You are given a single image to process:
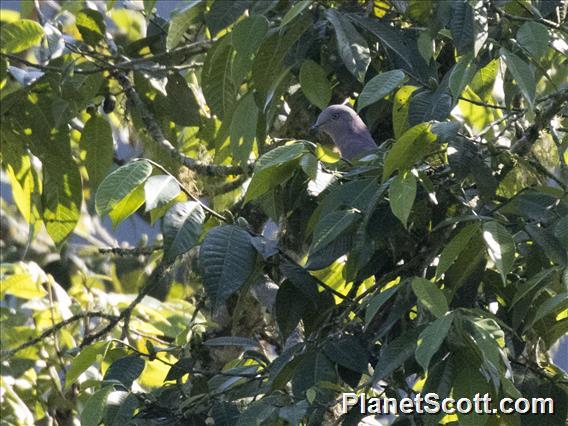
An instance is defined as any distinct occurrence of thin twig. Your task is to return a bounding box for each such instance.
[98,245,163,256]
[459,96,523,112]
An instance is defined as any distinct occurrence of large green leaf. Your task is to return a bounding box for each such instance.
[411,277,449,318]
[525,224,567,267]
[299,60,332,110]
[353,17,433,84]
[275,280,309,338]
[524,293,568,332]
[415,313,454,371]
[230,92,259,166]
[206,0,249,37]
[166,1,204,50]
[199,225,257,307]
[450,1,474,55]
[372,328,420,383]
[281,0,311,26]
[66,341,110,388]
[244,144,306,202]
[231,15,268,55]
[452,367,492,426]
[202,38,236,120]
[383,122,437,180]
[41,131,83,245]
[81,115,114,194]
[448,54,477,98]
[310,210,360,254]
[108,184,145,228]
[144,175,180,212]
[103,355,145,389]
[166,72,201,126]
[501,48,536,110]
[510,268,555,308]
[357,69,406,112]
[325,9,370,82]
[291,351,337,403]
[80,386,114,426]
[162,201,205,263]
[435,224,480,280]
[389,171,416,228]
[252,14,311,106]
[482,221,515,283]
[517,21,549,58]
[365,285,401,327]
[0,19,44,53]
[76,9,106,45]
[323,336,369,373]
[95,160,153,216]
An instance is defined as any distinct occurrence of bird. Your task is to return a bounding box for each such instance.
[311,104,377,160]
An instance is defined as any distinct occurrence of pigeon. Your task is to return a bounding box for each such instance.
[311,104,377,160]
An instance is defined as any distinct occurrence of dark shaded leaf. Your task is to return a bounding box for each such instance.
[103,355,145,389]
[357,69,406,112]
[76,9,106,45]
[162,201,205,262]
[199,225,257,306]
[323,336,369,373]
[415,313,453,371]
[206,0,250,37]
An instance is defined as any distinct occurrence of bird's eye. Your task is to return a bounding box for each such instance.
[331,112,340,120]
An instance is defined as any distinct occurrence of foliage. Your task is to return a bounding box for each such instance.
[1,0,568,425]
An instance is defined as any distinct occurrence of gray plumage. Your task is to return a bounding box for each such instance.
[311,104,376,160]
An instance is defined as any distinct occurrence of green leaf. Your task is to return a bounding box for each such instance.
[325,9,370,82]
[524,293,568,332]
[166,72,201,126]
[80,386,113,426]
[383,122,437,180]
[252,14,311,106]
[281,0,311,26]
[392,85,418,139]
[292,351,337,403]
[372,328,420,383]
[448,54,477,98]
[510,268,555,308]
[357,70,406,112]
[365,285,401,327]
[76,9,106,45]
[108,184,145,228]
[501,48,536,110]
[411,277,449,318]
[202,38,236,120]
[95,160,153,216]
[204,336,260,350]
[230,92,259,166]
[41,131,83,245]
[415,313,454,371]
[103,355,145,389]
[144,175,180,212]
[162,201,205,263]
[299,60,332,110]
[525,224,567,267]
[199,225,257,307]
[482,221,515,283]
[310,210,360,254]
[450,1,474,55]
[517,21,549,58]
[81,115,114,193]
[166,1,204,50]
[211,402,240,426]
[389,171,417,228]
[353,17,433,83]
[0,19,44,53]
[244,144,306,202]
[554,216,568,250]
[231,15,268,55]
[276,280,308,338]
[452,367,492,426]
[435,224,480,280]
[66,342,110,388]
[206,0,249,37]
[323,336,369,373]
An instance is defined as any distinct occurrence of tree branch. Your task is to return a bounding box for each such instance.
[0,312,119,360]
[98,246,163,256]
[114,72,252,176]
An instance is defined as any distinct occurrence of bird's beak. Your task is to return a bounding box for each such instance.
[309,123,320,134]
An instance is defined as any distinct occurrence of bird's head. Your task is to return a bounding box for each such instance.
[310,104,358,138]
